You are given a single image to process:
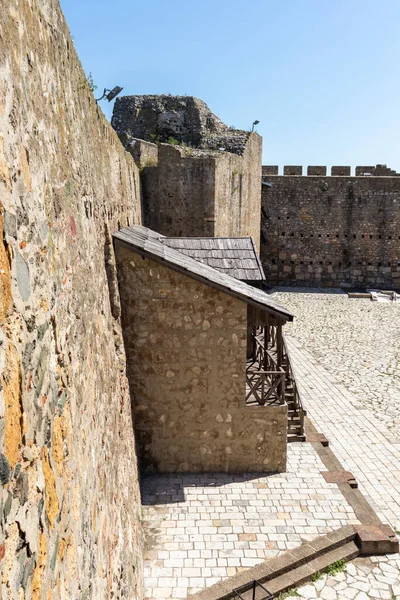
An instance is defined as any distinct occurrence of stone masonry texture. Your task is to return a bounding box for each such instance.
[261,172,400,288]
[0,0,143,597]
[112,96,262,251]
[112,95,249,154]
[140,136,262,250]
[115,247,287,473]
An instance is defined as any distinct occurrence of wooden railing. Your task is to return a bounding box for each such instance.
[282,334,305,436]
[246,329,286,406]
[246,367,286,406]
[253,335,279,371]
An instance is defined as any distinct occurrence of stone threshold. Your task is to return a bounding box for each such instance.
[190,524,398,600]
[189,416,399,600]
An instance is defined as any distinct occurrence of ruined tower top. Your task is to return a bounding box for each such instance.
[112,94,250,155]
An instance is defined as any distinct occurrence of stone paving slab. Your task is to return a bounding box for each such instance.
[273,291,400,436]
[291,553,400,600]
[283,336,400,599]
[286,338,400,529]
[142,443,360,600]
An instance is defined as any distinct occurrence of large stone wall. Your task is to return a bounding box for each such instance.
[115,246,287,473]
[113,96,262,251]
[261,171,400,288]
[141,144,218,238]
[0,0,143,597]
[139,134,262,249]
[214,134,262,249]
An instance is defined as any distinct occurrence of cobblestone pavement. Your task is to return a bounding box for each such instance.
[283,334,400,599]
[273,291,400,436]
[142,443,360,600]
[143,292,400,599]
[291,555,400,600]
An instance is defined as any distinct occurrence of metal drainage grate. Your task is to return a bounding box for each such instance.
[233,579,274,600]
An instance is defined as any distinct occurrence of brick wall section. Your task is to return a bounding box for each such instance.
[261,175,400,288]
[115,246,287,473]
[0,0,143,597]
[141,134,262,250]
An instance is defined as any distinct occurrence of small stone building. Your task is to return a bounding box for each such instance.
[114,227,297,474]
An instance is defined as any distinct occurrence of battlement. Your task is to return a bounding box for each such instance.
[262,164,400,177]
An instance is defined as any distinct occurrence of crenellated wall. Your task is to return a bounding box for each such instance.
[0,0,143,597]
[262,165,400,177]
[261,169,400,288]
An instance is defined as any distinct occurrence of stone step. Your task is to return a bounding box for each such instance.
[288,425,302,434]
[267,540,359,597]
[191,524,398,600]
[287,434,306,443]
[192,523,399,600]
[191,526,357,600]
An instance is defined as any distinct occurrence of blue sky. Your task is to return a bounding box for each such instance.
[61,0,400,171]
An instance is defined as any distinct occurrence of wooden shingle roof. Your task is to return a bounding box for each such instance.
[113,226,293,322]
[161,237,265,281]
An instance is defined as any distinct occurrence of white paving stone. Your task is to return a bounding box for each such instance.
[143,293,400,599]
[273,291,400,600]
[299,584,319,598]
[141,443,359,600]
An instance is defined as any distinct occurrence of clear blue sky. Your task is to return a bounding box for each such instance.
[61,0,400,171]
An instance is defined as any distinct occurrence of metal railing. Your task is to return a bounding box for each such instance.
[233,579,274,600]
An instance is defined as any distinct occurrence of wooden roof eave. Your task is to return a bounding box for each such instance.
[114,238,292,323]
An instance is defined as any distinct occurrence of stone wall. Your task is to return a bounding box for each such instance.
[261,172,400,288]
[139,134,262,249]
[0,0,143,597]
[141,144,218,238]
[262,165,400,177]
[115,246,287,473]
[113,96,262,251]
[214,133,262,250]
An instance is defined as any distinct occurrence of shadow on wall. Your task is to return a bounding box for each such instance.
[141,472,280,505]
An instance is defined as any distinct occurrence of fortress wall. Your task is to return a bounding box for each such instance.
[0,0,143,597]
[262,165,400,177]
[114,96,262,250]
[261,175,400,288]
[141,144,218,237]
[214,133,262,250]
[140,134,262,248]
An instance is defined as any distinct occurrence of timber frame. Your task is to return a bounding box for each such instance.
[246,306,306,439]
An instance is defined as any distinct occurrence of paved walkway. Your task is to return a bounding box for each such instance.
[285,337,400,599]
[142,323,400,600]
[287,338,400,529]
[273,291,400,436]
[142,443,360,599]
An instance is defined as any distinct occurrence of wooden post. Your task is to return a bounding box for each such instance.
[277,324,283,368]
